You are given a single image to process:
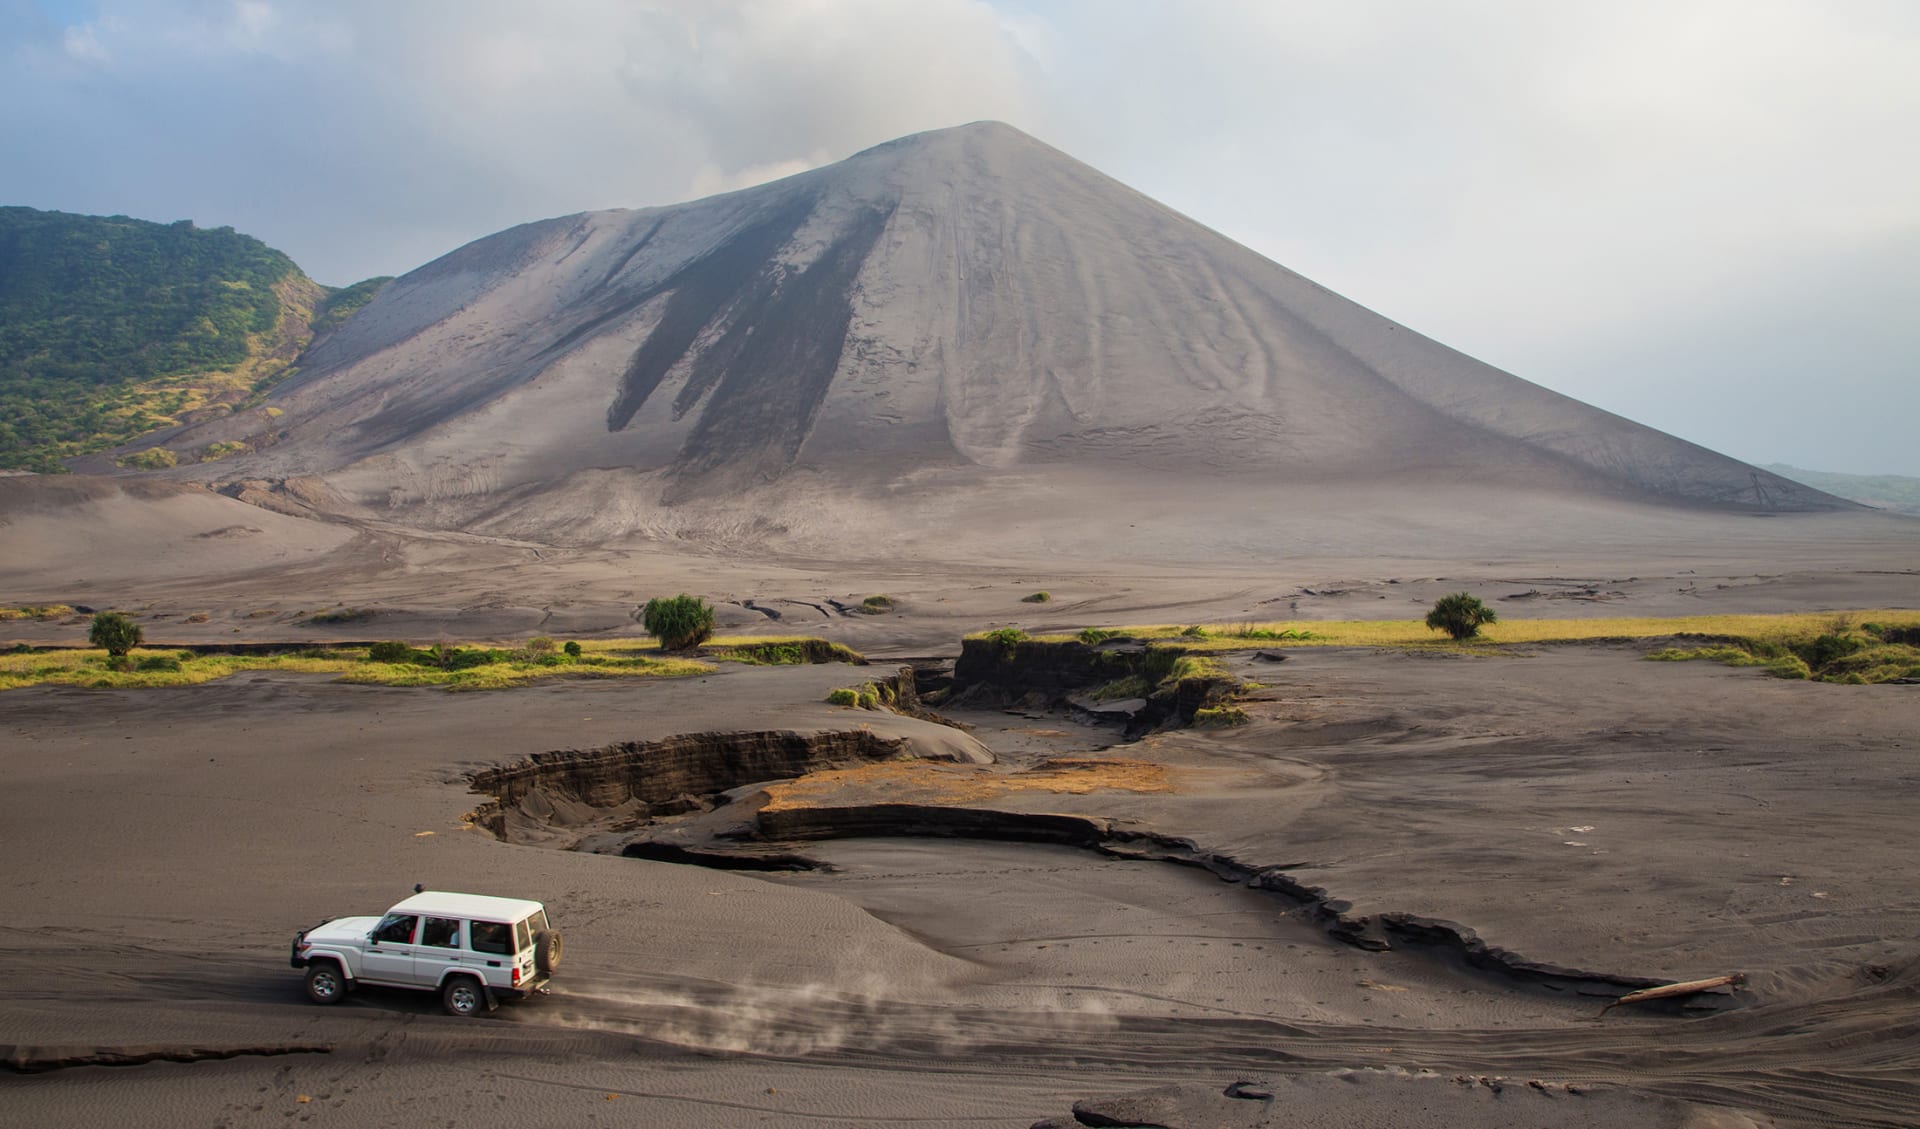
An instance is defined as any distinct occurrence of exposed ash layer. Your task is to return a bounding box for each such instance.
[468,729,925,840]
[948,635,1238,734]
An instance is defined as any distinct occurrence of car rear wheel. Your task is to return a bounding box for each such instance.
[442,976,486,1018]
[534,929,563,974]
[304,961,346,1005]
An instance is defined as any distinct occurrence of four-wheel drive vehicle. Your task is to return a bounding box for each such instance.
[291,891,561,1017]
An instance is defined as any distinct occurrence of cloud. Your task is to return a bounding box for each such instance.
[3,0,1039,279]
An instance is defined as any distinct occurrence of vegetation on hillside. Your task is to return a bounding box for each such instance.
[311,275,392,334]
[0,207,388,472]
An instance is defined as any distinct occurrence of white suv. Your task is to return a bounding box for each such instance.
[291,891,561,1017]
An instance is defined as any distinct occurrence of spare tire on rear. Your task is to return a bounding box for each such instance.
[534,929,563,973]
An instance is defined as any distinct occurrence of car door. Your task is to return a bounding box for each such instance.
[412,915,470,989]
[360,912,419,985]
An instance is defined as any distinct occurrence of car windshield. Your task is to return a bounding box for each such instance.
[372,914,417,944]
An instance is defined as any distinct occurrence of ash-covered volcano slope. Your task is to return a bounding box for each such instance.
[150,121,1842,548]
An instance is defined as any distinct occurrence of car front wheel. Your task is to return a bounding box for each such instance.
[305,961,346,1005]
[442,976,486,1018]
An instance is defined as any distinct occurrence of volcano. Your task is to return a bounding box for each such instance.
[137,121,1843,553]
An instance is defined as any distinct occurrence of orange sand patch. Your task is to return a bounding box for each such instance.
[762,757,1173,812]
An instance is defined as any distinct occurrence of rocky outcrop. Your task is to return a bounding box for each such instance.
[950,637,1240,734]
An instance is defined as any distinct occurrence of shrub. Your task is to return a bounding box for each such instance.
[1089,675,1147,701]
[1078,627,1120,645]
[1765,655,1812,680]
[1193,705,1249,728]
[525,636,557,657]
[307,607,373,625]
[563,640,583,657]
[642,594,715,651]
[429,646,507,671]
[135,655,181,672]
[1232,626,1317,641]
[826,686,861,707]
[89,611,142,656]
[981,627,1026,658]
[1425,593,1498,640]
[1793,633,1861,670]
[0,604,74,620]
[119,448,178,470]
[368,640,414,663]
[1022,591,1051,603]
[861,595,893,612]
[1180,625,1208,638]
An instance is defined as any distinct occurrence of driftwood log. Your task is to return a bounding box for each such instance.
[1600,973,1746,1015]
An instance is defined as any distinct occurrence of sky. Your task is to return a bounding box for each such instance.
[3,0,1916,475]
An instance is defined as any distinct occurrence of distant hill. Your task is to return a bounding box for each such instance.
[1764,464,1920,515]
[0,206,386,472]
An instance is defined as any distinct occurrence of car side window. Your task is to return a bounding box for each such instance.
[372,913,418,944]
[471,921,511,955]
[514,918,531,953]
[421,917,460,948]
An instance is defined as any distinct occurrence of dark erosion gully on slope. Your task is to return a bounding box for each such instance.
[468,731,1703,1008]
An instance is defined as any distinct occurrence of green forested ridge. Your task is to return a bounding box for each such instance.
[312,274,393,334]
[0,207,385,473]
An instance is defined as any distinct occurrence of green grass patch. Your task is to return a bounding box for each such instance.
[1021,591,1051,604]
[0,642,711,692]
[706,638,865,665]
[1087,674,1148,701]
[1040,610,1920,653]
[826,681,885,709]
[1647,645,1764,666]
[0,604,75,621]
[1638,620,1920,684]
[1193,705,1249,728]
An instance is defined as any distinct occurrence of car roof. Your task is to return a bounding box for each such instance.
[388,891,545,921]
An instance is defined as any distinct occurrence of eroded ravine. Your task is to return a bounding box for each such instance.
[469,728,1691,1005]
